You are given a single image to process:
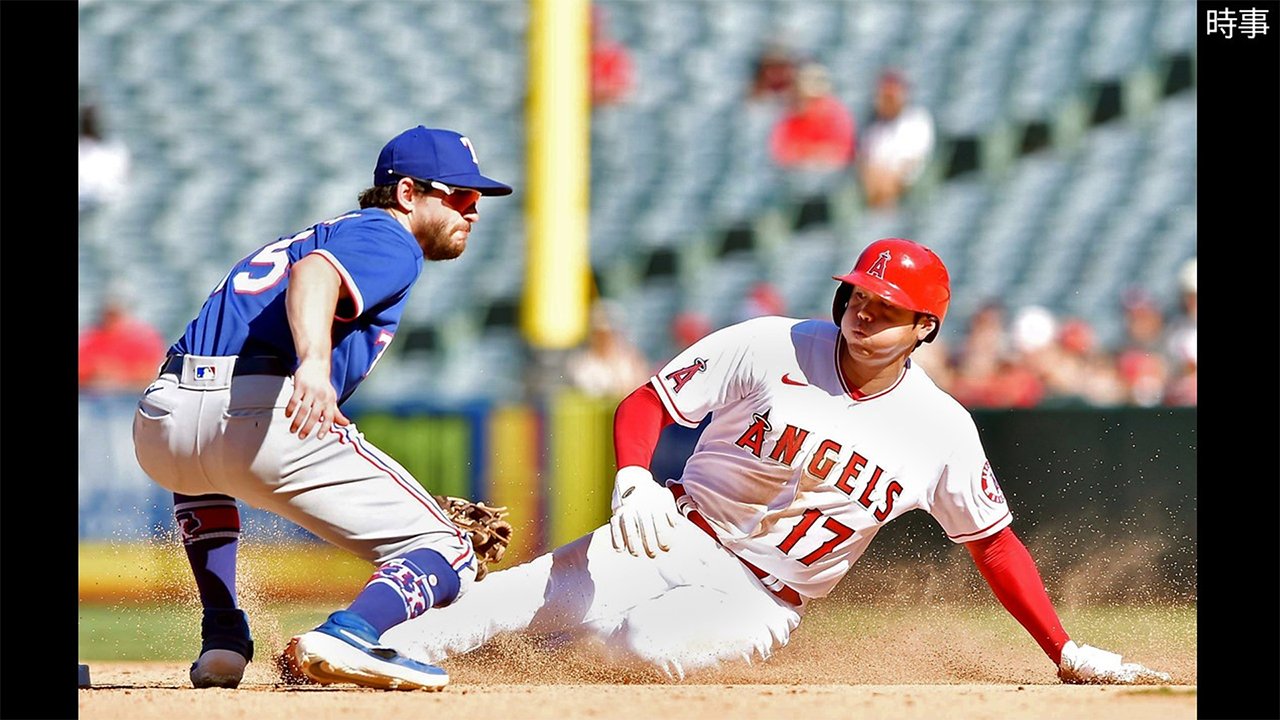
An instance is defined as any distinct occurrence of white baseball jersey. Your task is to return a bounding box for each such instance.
[650,316,1011,599]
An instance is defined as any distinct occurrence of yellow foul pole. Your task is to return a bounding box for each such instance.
[523,0,591,351]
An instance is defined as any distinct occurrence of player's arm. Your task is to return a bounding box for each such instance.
[963,527,1069,663]
[614,383,674,471]
[609,383,679,558]
[965,528,1170,684]
[284,253,352,439]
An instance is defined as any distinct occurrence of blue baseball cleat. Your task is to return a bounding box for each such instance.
[281,611,448,691]
[190,608,254,689]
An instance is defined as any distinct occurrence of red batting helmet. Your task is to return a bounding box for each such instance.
[831,238,951,342]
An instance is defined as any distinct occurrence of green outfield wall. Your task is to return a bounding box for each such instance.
[349,401,1195,602]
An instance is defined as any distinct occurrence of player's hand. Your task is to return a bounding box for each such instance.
[609,466,678,558]
[1057,640,1171,685]
[285,360,350,440]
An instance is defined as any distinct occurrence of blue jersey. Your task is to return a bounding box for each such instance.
[172,209,423,404]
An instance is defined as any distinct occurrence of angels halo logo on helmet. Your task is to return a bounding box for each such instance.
[831,237,951,343]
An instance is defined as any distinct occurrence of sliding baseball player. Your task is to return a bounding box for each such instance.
[381,238,1170,685]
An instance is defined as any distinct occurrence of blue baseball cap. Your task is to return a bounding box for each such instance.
[374,126,513,196]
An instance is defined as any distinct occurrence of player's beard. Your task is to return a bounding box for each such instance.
[419,216,469,261]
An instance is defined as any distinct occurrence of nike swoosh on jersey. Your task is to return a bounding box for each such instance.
[781,373,807,386]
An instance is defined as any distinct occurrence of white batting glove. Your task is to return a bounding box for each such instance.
[609,466,678,558]
[1057,640,1172,685]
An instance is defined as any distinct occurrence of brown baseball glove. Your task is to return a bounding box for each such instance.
[434,495,513,581]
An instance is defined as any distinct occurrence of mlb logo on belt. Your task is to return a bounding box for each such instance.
[195,365,217,380]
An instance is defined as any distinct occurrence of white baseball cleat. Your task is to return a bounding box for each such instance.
[1058,640,1172,685]
[190,608,254,689]
[281,611,448,691]
[190,648,250,689]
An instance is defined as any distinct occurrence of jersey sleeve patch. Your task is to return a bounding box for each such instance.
[663,357,707,393]
[980,461,1005,504]
[929,453,1014,544]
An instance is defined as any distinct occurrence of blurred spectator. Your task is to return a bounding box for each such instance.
[79,100,131,211]
[947,303,1000,407]
[1163,326,1196,406]
[78,287,166,393]
[590,4,633,107]
[671,310,712,350]
[736,281,786,322]
[1117,351,1168,407]
[987,356,1046,408]
[857,70,935,210]
[1164,257,1196,372]
[995,305,1053,407]
[1038,318,1127,406]
[565,300,651,399]
[1019,309,1074,403]
[957,300,1009,368]
[950,305,1049,408]
[1115,289,1169,406]
[749,40,799,103]
[910,334,956,393]
[1119,288,1166,352]
[1163,335,1196,407]
[920,268,1198,409]
[768,62,856,169]
[1162,257,1196,406]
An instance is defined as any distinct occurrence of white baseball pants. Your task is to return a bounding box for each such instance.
[132,355,476,585]
[381,516,803,680]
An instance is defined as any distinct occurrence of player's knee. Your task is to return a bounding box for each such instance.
[609,592,779,679]
[451,557,479,600]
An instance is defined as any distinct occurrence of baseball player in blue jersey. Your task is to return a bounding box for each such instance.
[132,126,512,691]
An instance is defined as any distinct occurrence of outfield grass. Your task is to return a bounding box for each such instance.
[78,601,339,661]
[801,600,1195,652]
[78,599,1195,663]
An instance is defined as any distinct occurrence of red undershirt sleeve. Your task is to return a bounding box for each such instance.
[965,526,1071,665]
[613,383,675,471]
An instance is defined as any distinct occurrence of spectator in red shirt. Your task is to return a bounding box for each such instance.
[79,290,166,392]
[950,304,1049,409]
[768,62,856,169]
[1044,318,1127,407]
[736,281,786,322]
[590,4,633,107]
[671,311,712,350]
[1115,289,1169,406]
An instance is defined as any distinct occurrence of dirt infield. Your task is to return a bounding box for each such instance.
[80,605,1196,720]
[79,665,1196,720]
[78,538,1197,720]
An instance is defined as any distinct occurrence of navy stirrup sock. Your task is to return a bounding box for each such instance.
[174,493,241,609]
[346,548,461,637]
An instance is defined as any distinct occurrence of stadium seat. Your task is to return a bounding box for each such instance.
[79,0,1197,395]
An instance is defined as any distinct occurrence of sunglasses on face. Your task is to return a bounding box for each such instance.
[429,180,482,211]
